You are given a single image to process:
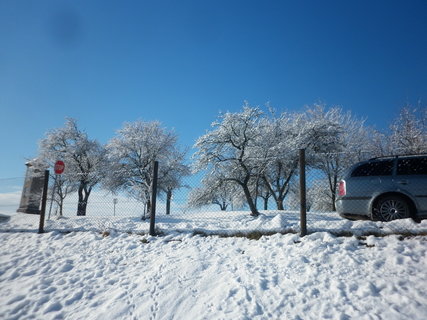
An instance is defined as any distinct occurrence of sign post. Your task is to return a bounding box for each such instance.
[113,198,118,216]
[48,161,65,220]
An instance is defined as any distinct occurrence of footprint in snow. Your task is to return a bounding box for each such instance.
[44,301,63,314]
[59,262,74,272]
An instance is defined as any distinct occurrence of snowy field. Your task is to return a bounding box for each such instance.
[1,214,427,319]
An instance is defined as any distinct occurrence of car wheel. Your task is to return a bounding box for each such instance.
[373,196,411,221]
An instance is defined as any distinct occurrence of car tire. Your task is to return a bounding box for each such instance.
[373,195,411,222]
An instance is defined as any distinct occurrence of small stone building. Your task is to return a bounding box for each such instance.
[17,159,47,214]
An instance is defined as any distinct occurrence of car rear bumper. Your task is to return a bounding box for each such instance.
[338,212,372,221]
[336,198,371,220]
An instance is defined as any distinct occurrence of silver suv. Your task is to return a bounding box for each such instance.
[336,154,427,222]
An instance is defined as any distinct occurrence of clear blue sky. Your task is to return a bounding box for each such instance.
[1,0,426,178]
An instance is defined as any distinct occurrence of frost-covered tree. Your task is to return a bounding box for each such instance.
[105,120,186,218]
[285,178,332,212]
[390,105,427,154]
[307,179,335,212]
[254,107,346,211]
[158,148,190,215]
[365,128,393,157]
[39,119,107,216]
[306,105,371,211]
[252,175,272,210]
[255,112,301,210]
[188,173,243,211]
[193,104,265,216]
[48,174,78,217]
[193,103,375,214]
[283,181,300,211]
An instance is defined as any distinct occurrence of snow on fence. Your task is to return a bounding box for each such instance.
[1,151,426,236]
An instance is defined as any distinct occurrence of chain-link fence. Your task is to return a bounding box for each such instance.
[0,174,151,233]
[1,150,426,236]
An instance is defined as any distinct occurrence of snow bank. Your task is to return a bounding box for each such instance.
[1,210,426,237]
[0,225,426,319]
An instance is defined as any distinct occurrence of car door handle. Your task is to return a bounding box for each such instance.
[397,180,408,185]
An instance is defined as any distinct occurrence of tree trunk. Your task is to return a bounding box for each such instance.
[77,192,84,216]
[77,183,90,216]
[263,198,268,210]
[331,192,336,211]
[59,199,63,217]
[328,173,338,212]
[77,200,87,216]
[219,201,228,211]
[147,199,151,216]
[166,189,172,215]
[276,199,284,210]
[241,183,259,217]
[142,202,147,220]
[142,199,152,220]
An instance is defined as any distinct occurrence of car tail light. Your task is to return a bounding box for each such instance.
[338,180,346,196]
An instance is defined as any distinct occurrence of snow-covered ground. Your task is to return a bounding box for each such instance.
[1,214,427,319]
[1,209,426,237]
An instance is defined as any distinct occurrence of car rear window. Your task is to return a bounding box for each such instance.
[351,160,394,177]
[397,157,427,175]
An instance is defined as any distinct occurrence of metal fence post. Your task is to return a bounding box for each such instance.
[299,149,307,237]
[38,170,49,234]
[149,161,159,236]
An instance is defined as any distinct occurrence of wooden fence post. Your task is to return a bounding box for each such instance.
[149,161,159,236]
[299,149,307,237]
[38,170,49,234]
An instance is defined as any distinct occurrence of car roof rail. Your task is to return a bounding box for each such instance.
[368,152,427,161]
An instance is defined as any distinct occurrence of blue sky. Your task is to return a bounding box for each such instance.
[1,0,426,178]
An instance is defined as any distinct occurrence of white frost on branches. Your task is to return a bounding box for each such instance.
[38,118,107,216]
[105,120,188,217]
[390,106,427,154]
[192,102,377,214]
[192,104,264,216]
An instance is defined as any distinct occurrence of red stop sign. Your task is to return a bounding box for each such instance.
[54,160,65,174]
